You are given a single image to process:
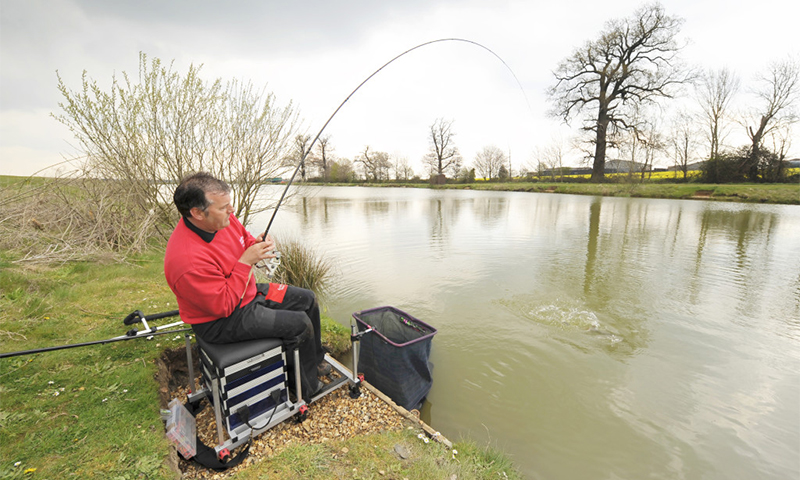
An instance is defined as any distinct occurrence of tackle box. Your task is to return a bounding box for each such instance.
[196,336,290,443]
[165,398,197,458]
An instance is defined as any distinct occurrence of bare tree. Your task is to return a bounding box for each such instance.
[616,105,666,180]
[639,120,665,180]
[744,57,799,180]
[54,52,298,233]
[533,142,568,181]
[288,134,315,182]
[423,118,463,179]
[548,3,688,182]
[473,145,507,180]
[697,67,739,161]
[311,135,334,182]
[392,155,415,181]
[669,111,698,180]
[761,124,794,181]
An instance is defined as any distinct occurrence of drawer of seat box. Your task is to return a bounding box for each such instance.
[201,353,285,390]
[200,360,289,420]
[221,366,287,408]
[227,387,289,433]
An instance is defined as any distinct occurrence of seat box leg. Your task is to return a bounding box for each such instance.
[211,379,225,447]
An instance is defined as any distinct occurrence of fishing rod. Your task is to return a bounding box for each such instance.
[2,39,529,357]
[0,310,187,359]
[262,37,532,238]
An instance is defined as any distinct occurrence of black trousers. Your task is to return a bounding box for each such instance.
[191,283,324,400]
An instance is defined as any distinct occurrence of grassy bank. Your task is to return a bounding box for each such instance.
[455,182,799,204]
[4,174,797,205]
[0,250,519,479]
[350,181,799,204]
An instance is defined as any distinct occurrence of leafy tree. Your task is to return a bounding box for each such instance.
[55,53,298,234]
[329,159,356,182]
[357,146,391,182]
[548,3,688,182]
[701,148,748,183]
[498,164,509,181]
[459,167,476,183]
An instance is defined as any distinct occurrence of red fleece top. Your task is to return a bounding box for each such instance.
[164,214,259,324]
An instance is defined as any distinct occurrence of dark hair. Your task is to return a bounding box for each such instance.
[173,172,231,217]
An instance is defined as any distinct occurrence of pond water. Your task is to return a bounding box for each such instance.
[252,186,800,479]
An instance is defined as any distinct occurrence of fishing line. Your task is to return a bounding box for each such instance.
[262,37,532,238]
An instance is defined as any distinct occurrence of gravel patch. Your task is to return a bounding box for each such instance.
[164,355,413,479]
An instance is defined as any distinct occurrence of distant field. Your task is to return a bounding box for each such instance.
[453,181,799,204]
[3,173,799,205]
[482,167,800,182]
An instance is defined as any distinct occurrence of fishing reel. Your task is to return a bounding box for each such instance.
[255,250,281,278]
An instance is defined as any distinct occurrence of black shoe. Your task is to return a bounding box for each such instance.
[317,361,332,376]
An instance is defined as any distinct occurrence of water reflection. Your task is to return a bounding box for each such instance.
[472,195,509,227]
[584,197,601,296]
[425,196,464,247]
[255,187,800,480]
[360,199,391,217]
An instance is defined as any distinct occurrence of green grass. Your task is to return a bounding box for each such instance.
[431,182,800,204]
[1,251,178,479]
[0,175,50,189]
[0,250,519,479]
[228,428,519,479]
[344,179,799,204]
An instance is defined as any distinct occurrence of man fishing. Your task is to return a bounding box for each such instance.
[164,172,329,400]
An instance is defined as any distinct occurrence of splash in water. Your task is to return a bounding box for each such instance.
[530,302,623,344]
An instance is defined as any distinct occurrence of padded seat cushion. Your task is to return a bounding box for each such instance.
[195,335,283,369]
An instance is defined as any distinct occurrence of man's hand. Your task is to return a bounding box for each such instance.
[239,233,277,266]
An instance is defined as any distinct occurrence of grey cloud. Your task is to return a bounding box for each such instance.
[1,0,462,111]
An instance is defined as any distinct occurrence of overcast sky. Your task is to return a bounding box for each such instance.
[1,0,798,177]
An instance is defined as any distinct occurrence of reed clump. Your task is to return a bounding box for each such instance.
[268,236,334,300]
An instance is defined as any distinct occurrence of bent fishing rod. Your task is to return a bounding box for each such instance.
[261,37,532,238]
[2,39,529,359]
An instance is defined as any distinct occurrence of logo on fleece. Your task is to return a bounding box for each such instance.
[239,235,245,248]
[265,283,288,303]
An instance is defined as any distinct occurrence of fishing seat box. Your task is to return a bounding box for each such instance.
[195,335,290,443]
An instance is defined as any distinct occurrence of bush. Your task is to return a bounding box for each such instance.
[700,150,748,183]
[0,175,156,264]
[55,52,298,235]
[701,146,794,183]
